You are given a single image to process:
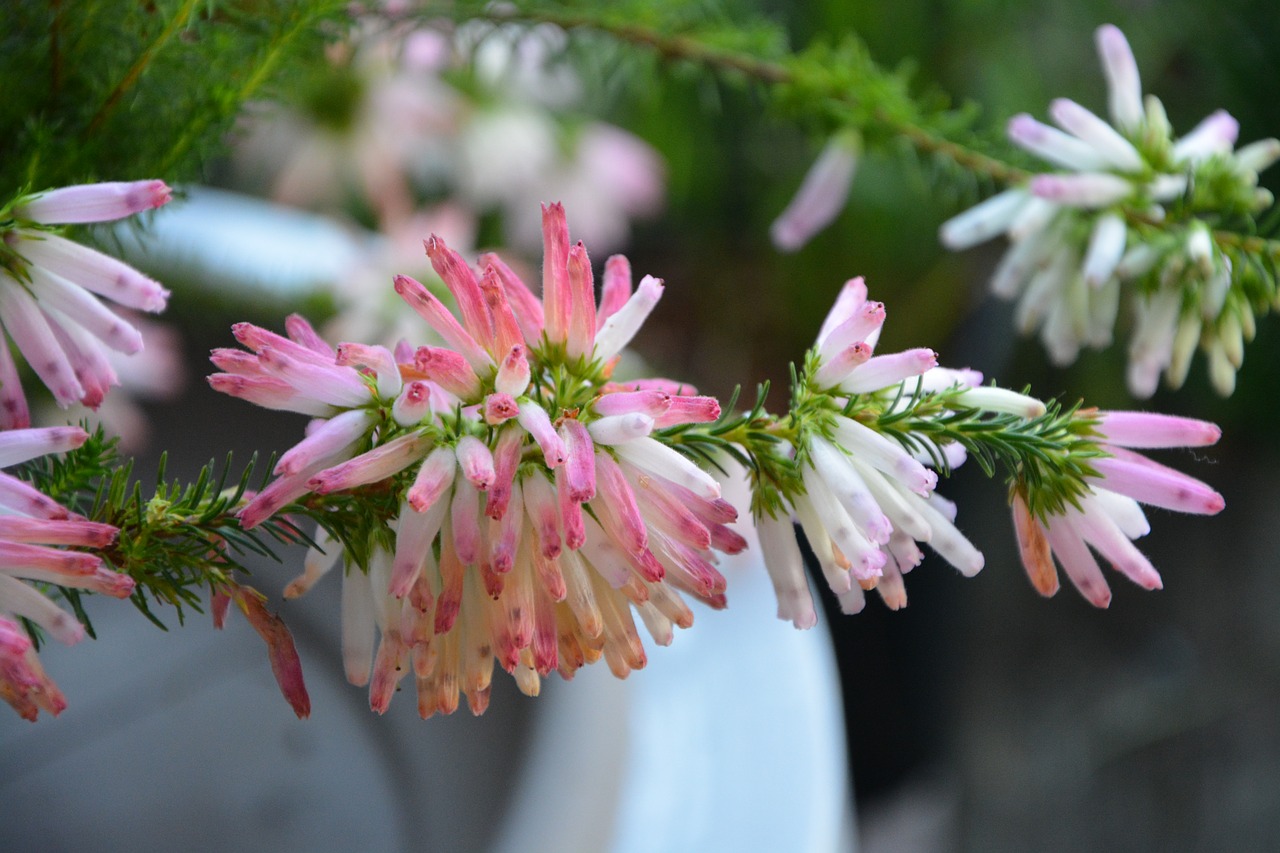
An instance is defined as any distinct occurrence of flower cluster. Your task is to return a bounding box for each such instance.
[1011,410,1224,607]
[0,180,172,424]
[212,203,742,716]
[755,277,1034,623]
[0,426,132,720]
[940,24,1280,397]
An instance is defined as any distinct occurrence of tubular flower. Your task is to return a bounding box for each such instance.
[757,278,997,625]
[1011,411,1224,607]
[770,130,861,252]
[938,25,1279,397]
[0,181,172,423]
[0,426,130,720]
[213,203,742,717]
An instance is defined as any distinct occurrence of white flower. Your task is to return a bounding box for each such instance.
[939,25,1280,397]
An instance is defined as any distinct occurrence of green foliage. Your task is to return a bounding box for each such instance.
[0,0,348,192]
[22,428,307,633]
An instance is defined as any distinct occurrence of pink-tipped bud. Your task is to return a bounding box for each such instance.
[1048,98,1144,171]
[394,275,494,374]
[412,345,482,400]
[485,427,524,520]
[566,242,597,360]
[541,202,572,345]
[1091,448,1225,515]
[770,131,859,252]
[309,433,428,494]
[424,234,493,351]
[407,446,457,513]
[478,253,544,343]
[559,420,596,502]
[593,390,671,418]
[598,255,633,328]
[455,436,495,491]
[1095,24,1144,132]
[1095,411,1221,448]
[517,400,567,468]
[1007,114,1108,171]
[495,344,531,397]
[336,342,402,399]
[814,342,873,387]
[651,395,721,429]
[0,426,88,469]
[17,180,171,224]
[284,313,335,357]
[838,348,936,394]
[480,265,525,357]
[1030,173,1133,208]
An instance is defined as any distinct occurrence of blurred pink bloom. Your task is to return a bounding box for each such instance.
[770,131,860,252]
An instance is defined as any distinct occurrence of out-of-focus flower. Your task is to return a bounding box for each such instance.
[1,180,171,422]
[1011,410,1223,606]
[770,130,861,252]
[939,25,1280,397]
[490,121,666,254]
[213,203,742,717]
[757,277,1001,625]
[232,17,664,257]
[0,426,131,720]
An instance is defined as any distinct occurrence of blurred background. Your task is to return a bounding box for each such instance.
[4,1,1280,849]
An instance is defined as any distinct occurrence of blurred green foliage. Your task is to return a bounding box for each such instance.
[0,0,346,191]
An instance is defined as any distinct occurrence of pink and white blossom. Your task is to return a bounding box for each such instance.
[215,203,741,716]
[1012,411,1223,606]
[1,181,171,420]
[0,427,130,720]
[759,281,985,624]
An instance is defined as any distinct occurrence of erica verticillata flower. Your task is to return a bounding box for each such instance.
[755,277,994,624]
[938,25,1279,397]
[0,426,130,720]
[213,203,742,717]
[1,180,172,423]
[1011,410,1224,606]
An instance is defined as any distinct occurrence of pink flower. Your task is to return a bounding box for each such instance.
[215,203,742,716]
[212,582,310,719]
[1012,411,1224,606]
[15,180,171,224]
[0,426,130,720]
[770,131,860,252]
[1,180,171,421]
[208,315,388,529]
